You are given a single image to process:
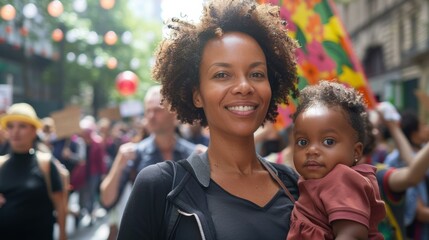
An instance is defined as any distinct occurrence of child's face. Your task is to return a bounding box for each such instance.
[293,105,363,180]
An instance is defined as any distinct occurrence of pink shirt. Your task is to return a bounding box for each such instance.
[287,164,385,239]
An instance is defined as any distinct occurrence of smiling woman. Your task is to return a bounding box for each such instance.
[118,1,300,239]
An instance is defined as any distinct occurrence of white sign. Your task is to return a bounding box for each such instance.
[120,100,144,117]
[0,84,12,112]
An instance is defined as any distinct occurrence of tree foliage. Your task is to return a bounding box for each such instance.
[1,0,162,112]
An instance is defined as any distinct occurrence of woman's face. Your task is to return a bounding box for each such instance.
[194,32,271,138]
[6,121,37,152]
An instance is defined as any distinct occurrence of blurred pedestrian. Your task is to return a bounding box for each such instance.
[362,102,429,239]
[77,115,107,226]
[179,122,210,146]
[100,85,196,239]
[383,110,429,239]
[0,103,67,240]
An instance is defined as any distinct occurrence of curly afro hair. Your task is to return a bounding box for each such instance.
[292,81,368,144]
[152,0,299,127]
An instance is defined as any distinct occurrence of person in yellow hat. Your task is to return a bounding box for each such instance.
[0,103,67,240]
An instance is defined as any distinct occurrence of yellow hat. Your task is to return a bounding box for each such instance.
[0,103,42,129]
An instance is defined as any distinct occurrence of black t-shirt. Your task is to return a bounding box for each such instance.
[0,152,62,240]
[208,180,292,240]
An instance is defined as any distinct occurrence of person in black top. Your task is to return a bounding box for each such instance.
[0,103,66,240]
[118,1,300,239]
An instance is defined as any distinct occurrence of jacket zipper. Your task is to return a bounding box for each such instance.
[177,209,206,240]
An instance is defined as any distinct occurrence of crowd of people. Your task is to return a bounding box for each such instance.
[2,0,429,240]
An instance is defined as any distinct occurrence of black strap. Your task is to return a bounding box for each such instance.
[165,160,178,238]
[260,160,296,203]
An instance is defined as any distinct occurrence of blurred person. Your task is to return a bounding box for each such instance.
[366,110,393,165]
[39,117,56,150]
[360,102,429,239]
[100,85,196,239]
[40,117,86,176]
[101,120,131,170]
[118,0,300,238]
[254,121,285,157]
[265,124,295,170]
[0,103,67,240]
[383,110,429,239]
[130,117,150,143]
[179,122,210,146]
[77,115,107,226]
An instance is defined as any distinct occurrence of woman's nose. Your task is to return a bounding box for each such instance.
[232,75,254,95]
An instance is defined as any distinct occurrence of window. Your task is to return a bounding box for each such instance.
[363,46,385,77]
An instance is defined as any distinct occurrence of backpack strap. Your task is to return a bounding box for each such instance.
[36,151,54,200]
[260,159,296,203]
[0,154,9,167]
[164,160,190,239]
[165,160,178,238]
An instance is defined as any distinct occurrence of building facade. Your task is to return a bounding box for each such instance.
[336,0,429,118]
[0,3,63,116]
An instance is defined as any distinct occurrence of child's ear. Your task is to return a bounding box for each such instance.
[193,90,203,108]
[354,142,364,160]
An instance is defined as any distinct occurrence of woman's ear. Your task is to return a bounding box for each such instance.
[193,90,203,108]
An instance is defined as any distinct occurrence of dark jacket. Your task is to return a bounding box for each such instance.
[118,152,299,240]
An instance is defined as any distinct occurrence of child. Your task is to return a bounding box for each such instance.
[287,81,386,239]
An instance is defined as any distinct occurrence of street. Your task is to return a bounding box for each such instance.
[54,193,110,240]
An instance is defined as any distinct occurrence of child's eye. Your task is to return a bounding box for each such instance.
[323,138,335,146]
[296,139,308,147]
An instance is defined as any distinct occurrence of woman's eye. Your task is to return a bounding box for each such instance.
[296,139,307,147]
[250,72,265,78]
[214,72,228,79]
[323,139,335,146]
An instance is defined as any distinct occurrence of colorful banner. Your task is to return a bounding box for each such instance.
[258,0,376,129]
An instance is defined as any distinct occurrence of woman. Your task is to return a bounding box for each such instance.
[118,0,299,239]
[0,103,67,240]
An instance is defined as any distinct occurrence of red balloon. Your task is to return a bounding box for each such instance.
[116,71,138,96]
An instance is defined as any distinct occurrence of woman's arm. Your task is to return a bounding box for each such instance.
[52,192,67,240]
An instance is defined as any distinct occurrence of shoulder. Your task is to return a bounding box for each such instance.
[136,137,155,151]
[270,161,299,181]
[326,164,370,182]
[135,161,177,188]
[35,151,54,171]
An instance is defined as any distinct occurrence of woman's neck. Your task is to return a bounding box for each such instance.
[207,135,259,175]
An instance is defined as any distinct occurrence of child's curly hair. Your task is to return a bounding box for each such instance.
[152,0,299,127]
[292,81,368,144]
